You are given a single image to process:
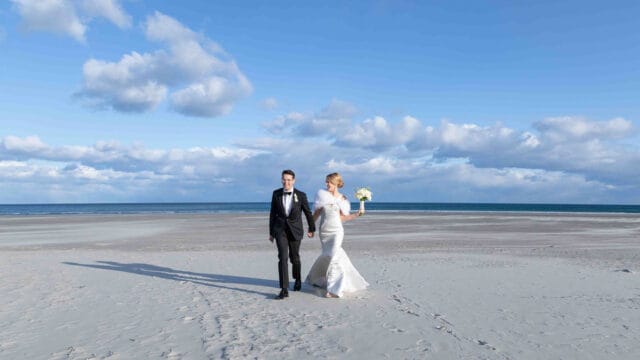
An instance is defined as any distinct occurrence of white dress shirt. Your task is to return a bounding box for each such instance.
[283,188,294,216]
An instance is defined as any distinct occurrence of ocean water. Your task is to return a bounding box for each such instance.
[1,202,639,215]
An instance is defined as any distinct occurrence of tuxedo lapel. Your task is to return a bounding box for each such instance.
[290,190,299,214]
[276,189,286,216]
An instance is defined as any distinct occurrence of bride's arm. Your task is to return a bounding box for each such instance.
[339,196,359,222]
[313,208,322,222]
[340,211,360,222]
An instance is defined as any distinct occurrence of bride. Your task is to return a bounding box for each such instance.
[306,172,369,298]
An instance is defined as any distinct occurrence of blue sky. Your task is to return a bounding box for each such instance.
[1,0,639,204]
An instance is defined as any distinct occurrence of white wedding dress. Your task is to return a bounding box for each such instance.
[306,189,369,297]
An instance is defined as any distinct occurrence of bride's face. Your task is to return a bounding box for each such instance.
[325,180,337,192]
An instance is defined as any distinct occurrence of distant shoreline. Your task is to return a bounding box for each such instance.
[1,202,639,215]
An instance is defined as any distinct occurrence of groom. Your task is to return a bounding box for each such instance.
[269,169,315,299]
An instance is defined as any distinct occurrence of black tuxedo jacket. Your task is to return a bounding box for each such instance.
[269,188,315,241]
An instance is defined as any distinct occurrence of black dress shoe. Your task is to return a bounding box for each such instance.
[293,280,302,291]
[276,289,289,299]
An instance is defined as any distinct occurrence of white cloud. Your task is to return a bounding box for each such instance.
[0,159,178,203]
[0,135,270,202]
[81,54,168,111]
[261,101,640,191]
[325,113,640,187]
[263,99,356,136]
[1,135,48,153]
[171,75,252,117]
[78,11,252,117]
[11,0,132,42]
[12,0,86,42]
[0,159,165,183]
[79,0,131,29]
[534,116,633,142]
[325,156,418,175]
[2,112,639,203]
[336,115,423,150]
[438,121,517,151]
[0,135,261,173]
[262,112,306,134]
[66,163,109,180]
[422,163,619,203]
[144,10,198,45]
[0,160,39,179]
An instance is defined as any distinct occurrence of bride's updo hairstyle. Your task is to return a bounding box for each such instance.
[326,172,344,188]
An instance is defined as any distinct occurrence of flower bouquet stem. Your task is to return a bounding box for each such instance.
[355,187,372,216]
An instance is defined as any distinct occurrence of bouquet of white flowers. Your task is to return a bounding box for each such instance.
[354,187,372,215]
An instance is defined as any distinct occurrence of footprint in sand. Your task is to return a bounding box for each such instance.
[476,339,497,351]
[614,269,632,273]
[160,348,183,359]
[382,322,405,333]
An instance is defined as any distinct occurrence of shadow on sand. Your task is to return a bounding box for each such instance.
[63,260,279,298]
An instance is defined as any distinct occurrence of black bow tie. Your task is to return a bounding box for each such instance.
[284,192,292,196]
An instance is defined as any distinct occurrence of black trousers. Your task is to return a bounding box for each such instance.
[275,227,301,289]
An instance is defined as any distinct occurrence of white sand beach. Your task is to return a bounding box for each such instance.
[1,212,639,359]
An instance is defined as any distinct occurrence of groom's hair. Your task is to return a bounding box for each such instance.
[282,169,295,179]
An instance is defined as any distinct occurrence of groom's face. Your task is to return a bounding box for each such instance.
[282,174,295,191]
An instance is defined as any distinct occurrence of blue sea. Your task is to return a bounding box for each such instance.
[0,202,639,215]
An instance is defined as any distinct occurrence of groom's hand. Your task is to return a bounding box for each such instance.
[307,232,314,238]
[269,236,274,243]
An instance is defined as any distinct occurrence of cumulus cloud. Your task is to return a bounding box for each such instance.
[422,164,619,203]
[171,75,251,117]
[0,160,41,179]
[336,115,424,150]
[0,135,271,202]
[436,121,519,153]
[79,0,132,29]
[1,135,48,153]
[11,0,131,42]
[326,113,639,187]
[262,102,640,200]
[81,53,168,111]
[12,0,86,42]
[325,156,419,175]
[77,11,252,117]
[263,99,356,136]
[0,159,177,203]
[78,44,165,113]
[0,135,260,173]
[312,156,624,204]
[262,112,306,135]
[2,113,639,203]
[534,116,633,142]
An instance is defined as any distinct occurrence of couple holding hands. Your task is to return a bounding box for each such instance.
[269,170,369,300]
